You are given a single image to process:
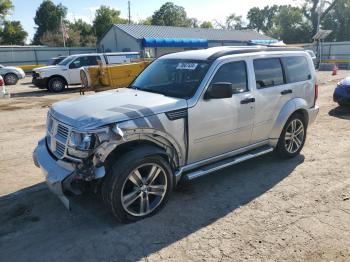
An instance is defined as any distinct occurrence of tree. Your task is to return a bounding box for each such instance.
[93,5,128,40]
[322,0,350,41]
[188,18,199,28]
[271,5,312,44]
[32,0,67,44]
[200,21,213,28]
[247,5,278,33]
[0,0,12,21]
[139,17,152,25]
[215,13,244,30]
[0,20,27,45]
[151,2,190,27]
[302,0,338,37]
[40,31,63,47]
[69,19,97,47]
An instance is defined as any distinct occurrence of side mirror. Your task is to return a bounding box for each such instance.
[204,82,232,100]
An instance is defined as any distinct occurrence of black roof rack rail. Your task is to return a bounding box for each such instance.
[207,47,304,61]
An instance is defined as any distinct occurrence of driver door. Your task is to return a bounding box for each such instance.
[187,60,255,163]
[68,56,99,84]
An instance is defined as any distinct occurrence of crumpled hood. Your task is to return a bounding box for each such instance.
[34,65,65,72]
[50,88,187,129]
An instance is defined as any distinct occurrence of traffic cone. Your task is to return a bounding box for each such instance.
[332,64,337,76]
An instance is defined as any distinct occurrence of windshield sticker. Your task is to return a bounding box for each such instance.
[176,63,198,70]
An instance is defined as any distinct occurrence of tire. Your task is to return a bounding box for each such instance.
[4,73,18,85]
[102,147,173,223]
[276,113,307,158]
[48,77,66,92]
[338,101,349,107]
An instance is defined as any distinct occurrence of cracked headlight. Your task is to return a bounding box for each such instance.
[68,131,97,158]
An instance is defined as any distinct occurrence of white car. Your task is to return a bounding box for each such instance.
[32,52,141,92]
[0,64,26,85]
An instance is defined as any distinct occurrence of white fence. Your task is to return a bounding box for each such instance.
[0,47,97,66]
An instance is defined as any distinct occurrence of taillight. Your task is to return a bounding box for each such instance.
[314,83,318,107]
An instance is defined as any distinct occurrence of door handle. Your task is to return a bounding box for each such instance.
[281,89,293,95]
[240,97,255,104]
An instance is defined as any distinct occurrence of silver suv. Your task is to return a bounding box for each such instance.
[33,47,319,222]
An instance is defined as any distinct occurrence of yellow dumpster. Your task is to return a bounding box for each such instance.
[80,61,150,93]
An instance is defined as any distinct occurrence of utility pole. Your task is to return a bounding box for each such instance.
[61,16,66,48]
[316,0,326,65]
[128,1,131,24]
[316,0,326,33]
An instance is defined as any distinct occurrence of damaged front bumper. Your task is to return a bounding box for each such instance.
[33,138,105,210]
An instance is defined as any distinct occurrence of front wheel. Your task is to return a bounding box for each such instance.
[48,77,66,92]
[276,113,307,158]
[102,149,172,223]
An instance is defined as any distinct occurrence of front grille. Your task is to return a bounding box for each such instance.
[46,115,71,159]
[55,141,66,158]
[57,124,69,141]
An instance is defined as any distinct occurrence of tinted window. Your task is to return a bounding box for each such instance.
[254,58,284,89]
[211,61,248,93]
[70,56,100,68]
[282,56,311,83]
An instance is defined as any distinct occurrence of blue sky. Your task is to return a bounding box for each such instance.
[9,0,302,43]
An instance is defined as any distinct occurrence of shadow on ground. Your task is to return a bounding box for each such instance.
[329,105,350,120]
[0,153,304,262]
[10,86,82,98]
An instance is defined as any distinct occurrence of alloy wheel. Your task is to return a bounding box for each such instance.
[284,119,305,154]
[121,163,168,217]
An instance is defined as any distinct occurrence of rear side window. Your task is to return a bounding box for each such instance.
[254,58,284,89]
[282,56,311,83]
[211,61,248,93]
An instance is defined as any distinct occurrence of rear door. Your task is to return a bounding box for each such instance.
[250,57,291,143]
[281,56,313,106]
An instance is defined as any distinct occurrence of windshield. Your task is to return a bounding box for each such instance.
[130,59,211,99]
[58,56,75,66]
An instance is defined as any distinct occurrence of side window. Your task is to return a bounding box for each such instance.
[70,56,99,68]
[282,56,311,83]
[254,58,284,89]
[87,56,100,66]
[69,58,82,69]
[211,61,248,94]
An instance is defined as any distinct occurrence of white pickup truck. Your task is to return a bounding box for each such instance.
[32,52,140,92]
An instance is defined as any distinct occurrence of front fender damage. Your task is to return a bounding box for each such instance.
[93,124,184,170]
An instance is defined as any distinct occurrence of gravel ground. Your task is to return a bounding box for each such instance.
[0,72,349,262]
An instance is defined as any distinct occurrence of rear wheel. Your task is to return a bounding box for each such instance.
[4,73,18,85]
[48,77,66,92]
[102,149,172,223]
[276,113,307,158]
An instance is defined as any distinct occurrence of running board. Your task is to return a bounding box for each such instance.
[183,146,274,181]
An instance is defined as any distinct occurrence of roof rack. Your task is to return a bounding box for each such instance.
[207,47,304,61]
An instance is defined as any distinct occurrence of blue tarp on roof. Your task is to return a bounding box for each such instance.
[142,37,208,48]
[248,39,279,45]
